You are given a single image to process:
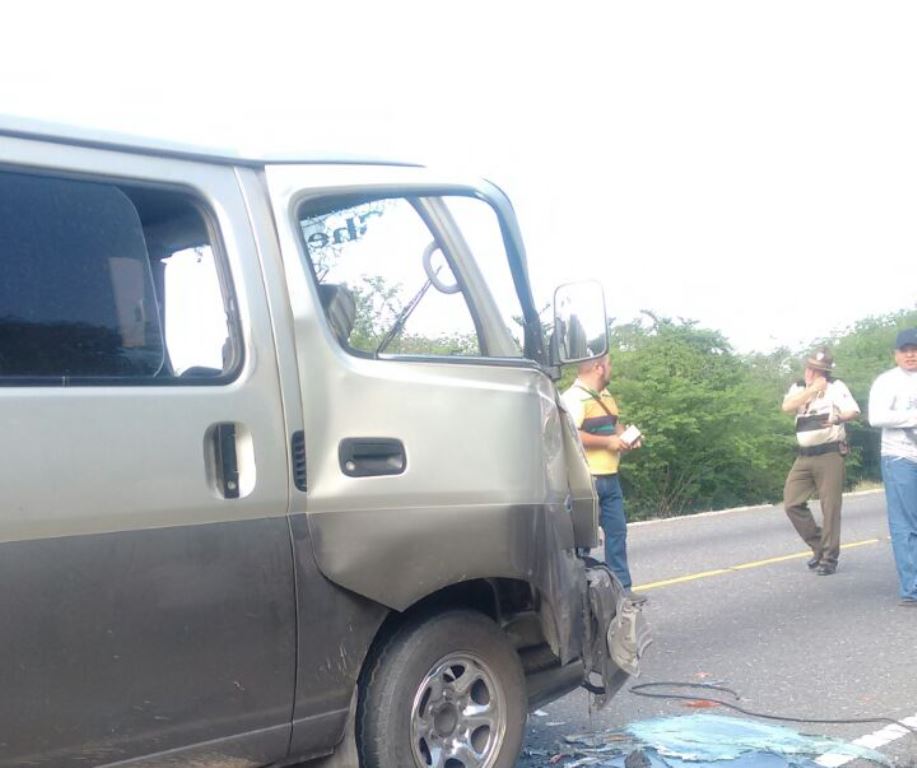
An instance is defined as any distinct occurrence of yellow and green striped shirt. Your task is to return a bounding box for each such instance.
[562,380,621,475]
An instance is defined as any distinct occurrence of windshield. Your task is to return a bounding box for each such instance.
[297,194,527,360]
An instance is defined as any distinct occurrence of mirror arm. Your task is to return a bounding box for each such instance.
[520,310,545,364]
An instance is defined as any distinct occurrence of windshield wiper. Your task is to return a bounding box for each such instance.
[375,274,437,356]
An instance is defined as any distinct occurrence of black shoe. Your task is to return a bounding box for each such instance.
[807,556,820,570]
[816,563,837,576]
[624,589,649,604]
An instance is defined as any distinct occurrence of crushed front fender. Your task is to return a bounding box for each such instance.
[582,562,652,708]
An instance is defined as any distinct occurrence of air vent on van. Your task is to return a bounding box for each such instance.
[291,431,307,492]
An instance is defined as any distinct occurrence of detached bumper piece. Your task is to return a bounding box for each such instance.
[582,564,652,708]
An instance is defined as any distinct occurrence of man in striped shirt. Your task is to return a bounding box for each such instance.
[562,354,646,602]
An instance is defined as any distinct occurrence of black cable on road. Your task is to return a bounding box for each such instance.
[628,682,917,736]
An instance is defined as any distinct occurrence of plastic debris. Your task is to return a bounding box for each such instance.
[527,714,890,768]
[627,715,889,765]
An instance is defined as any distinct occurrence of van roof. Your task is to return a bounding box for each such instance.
[0,114,421,168]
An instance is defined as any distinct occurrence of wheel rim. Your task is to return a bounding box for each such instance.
[410,652,507,768]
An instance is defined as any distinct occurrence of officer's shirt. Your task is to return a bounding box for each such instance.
[785,379,860,448]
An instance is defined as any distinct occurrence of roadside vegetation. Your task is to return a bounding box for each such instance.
[559,307,917,519]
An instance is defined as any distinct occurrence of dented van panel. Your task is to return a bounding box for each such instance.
[0,118,646,768]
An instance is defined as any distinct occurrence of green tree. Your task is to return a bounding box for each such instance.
[346,274,479,357]
[815,307,917,483]
[561,318,795,518]
[609,319,792,517]
[558,305,915,520]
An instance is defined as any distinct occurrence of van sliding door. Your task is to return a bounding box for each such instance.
[0,144,295,767]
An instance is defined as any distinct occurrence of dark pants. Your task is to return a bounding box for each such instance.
[783,451,845,566]
[595,473,632,589]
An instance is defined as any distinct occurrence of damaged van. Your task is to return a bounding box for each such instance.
[0,117,650,768]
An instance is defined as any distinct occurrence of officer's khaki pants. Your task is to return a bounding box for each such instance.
[783,452,845,566]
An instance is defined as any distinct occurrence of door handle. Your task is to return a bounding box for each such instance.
[205,422,255,499]
[213,423,240,498]
[339,438,406,477]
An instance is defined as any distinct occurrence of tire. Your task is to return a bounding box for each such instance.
[357,609,527,768]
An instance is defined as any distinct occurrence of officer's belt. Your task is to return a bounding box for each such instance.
[797,442,840,457]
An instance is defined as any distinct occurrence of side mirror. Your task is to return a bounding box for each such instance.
[551,280,608,365]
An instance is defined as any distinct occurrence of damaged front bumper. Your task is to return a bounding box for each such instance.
[582,562,653,708]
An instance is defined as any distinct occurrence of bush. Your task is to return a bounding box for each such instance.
[561,306,916,519]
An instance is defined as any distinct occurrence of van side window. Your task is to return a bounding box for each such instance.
[298,195,524,359]
[0,170,238,384]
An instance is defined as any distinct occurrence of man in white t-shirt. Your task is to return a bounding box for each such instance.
[868,327,917,607]
[782,348,860,575]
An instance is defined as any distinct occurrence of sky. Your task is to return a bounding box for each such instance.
[1,1,915,354]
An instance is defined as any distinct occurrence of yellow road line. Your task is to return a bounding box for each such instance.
[634,538,881,592]
[632,568,731,590]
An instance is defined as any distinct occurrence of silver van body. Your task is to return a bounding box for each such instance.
[0,118,647,768]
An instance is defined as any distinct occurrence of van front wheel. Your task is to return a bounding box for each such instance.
[357,610,526,768]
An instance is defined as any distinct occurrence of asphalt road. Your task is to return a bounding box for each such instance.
[518,490,917,767]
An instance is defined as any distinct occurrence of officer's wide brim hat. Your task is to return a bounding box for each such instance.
[805,349,834,372]
[895,327,917,349]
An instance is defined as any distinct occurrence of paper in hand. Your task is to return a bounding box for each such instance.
[620,424,642,446]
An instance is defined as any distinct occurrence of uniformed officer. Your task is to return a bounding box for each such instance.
[782,348,860,575]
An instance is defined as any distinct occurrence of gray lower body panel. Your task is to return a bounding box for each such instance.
[0,519,296,768]
[287,513,389,761]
